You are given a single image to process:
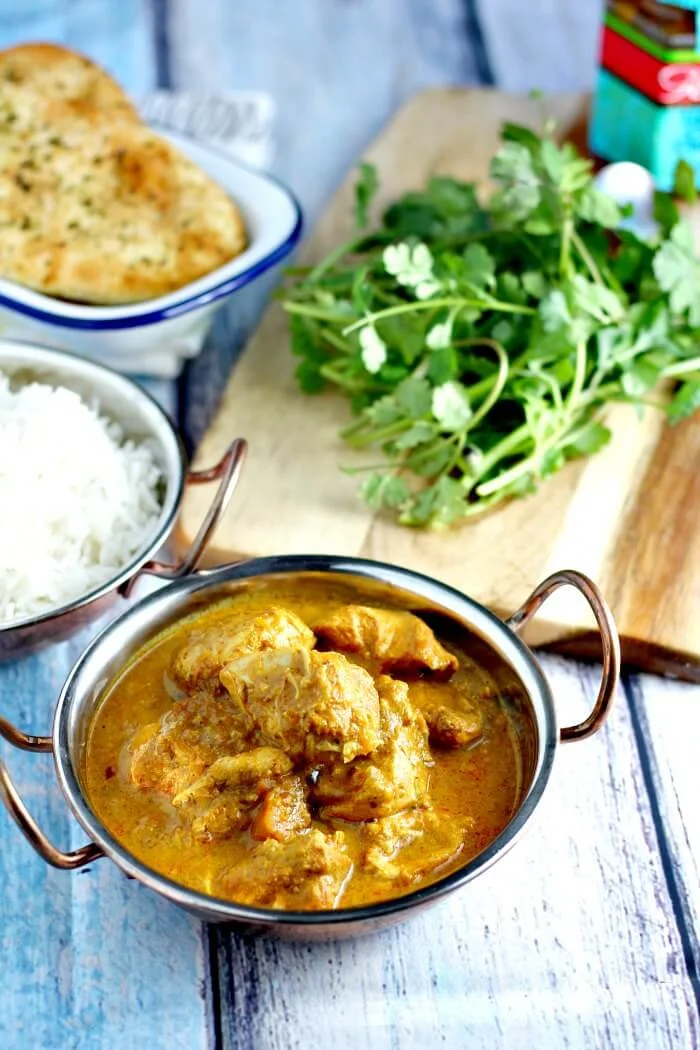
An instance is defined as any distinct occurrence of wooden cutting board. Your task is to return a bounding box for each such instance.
[178,88,700,682]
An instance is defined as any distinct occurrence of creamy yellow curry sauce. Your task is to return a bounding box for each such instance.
[84,576,530,911]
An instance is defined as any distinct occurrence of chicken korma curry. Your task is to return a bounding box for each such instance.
[85,577,529,911]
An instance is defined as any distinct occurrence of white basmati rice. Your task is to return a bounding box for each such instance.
[0,372,163,625]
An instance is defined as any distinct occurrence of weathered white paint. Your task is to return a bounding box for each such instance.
[629,673,700,968]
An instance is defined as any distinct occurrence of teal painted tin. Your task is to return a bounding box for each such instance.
[589,68,700,190]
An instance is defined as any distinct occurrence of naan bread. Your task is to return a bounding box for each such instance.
[0,43,247,304]
[0,43,140,128]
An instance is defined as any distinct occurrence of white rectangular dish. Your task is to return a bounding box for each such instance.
[0,129,303,378]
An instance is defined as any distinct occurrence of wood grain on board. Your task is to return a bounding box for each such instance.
[178,87,700,681]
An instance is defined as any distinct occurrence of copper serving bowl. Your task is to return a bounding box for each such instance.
[0,340,245,660]
[0,534,620,939]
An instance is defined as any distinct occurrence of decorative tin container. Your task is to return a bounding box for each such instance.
[590,1,700,189]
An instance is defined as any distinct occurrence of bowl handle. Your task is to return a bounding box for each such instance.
[0,716,103,870]
[504,570,621,744]
[121,436,248,596]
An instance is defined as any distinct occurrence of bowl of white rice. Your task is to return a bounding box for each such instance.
[0,340,242,660]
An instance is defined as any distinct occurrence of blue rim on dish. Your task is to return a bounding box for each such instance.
[0,138,304,332]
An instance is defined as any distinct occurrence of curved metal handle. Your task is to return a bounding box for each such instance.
[0,719,103,869]
[505,570,621,743]
[0,714,52,753]
[122,436,247,597]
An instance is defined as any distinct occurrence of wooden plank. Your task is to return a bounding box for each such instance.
[177,86,700,680]
[628,674,700,974]
[212,658,700,1049]
[475,0,601,93]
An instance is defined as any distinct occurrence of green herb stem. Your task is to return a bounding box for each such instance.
[570,228,604,286]
[320,327,354,355]
[283,301,357,324]
[567,339,588,408]
[559,208,573,278]
[318,363,366,391]
[343,295,535,336]
[460,339,510,430]
[475,422,532,479]
[476,428,556,497]
[306,234,369,283]
[342,418,413,448]
[663,357,700,378]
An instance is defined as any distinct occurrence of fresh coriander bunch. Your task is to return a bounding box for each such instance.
[281,123,700,528]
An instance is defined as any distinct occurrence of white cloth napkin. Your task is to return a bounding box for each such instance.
[138,90,275,170]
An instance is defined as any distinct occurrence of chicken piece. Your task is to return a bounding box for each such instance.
[313,605,457,679]
[408,680,483,749]
[128,690,248,798]
[173,747,292,804]
[171,746,294,842]
[171,606,315,691]
[362,809,426,878]
[314,676,432,821]
[217,829,353,910]
[423,706,482,749]
[363,808,467,883]
[220,647,381,763]
[251,775,311,842]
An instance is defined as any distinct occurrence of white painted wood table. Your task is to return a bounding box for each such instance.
[0,3,698,1048]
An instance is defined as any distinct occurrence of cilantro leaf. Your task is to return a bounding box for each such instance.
[383,242,441,299]
[427,345,458,385]
[354,162,379,228]
[431,381,471,430]
[561,420,611,457]
[522,271,547,299]
[395,377,433,419]
[500,121,541,153]
[539,290,571,332]
[383,177,484,242]
[358,325,387,374]
[668,379,700,423]
[620,357,662,397]
[382,475,410,508]
[577,186,621,228]
[569,274,625,324]
[393,421,436,449]
[461,243,496,290]
[360,472,410,511]
[295,359,327,394]
[653,223,700,326]
[489,142,541,223]
[653,191,680,237]
[673,159,697,204]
